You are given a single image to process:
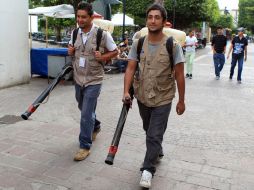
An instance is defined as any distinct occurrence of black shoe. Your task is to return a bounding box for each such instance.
[229,76,232,80]
[185,74,189,78]
[189,74,192,79]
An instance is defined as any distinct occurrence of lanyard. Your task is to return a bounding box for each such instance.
[80,32,90,53]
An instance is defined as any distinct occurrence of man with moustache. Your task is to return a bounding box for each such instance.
[68,2,118,161]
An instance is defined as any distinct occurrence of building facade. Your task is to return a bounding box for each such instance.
[0,0,30,89]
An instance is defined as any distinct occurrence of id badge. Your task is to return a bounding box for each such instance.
[79,57,86,67]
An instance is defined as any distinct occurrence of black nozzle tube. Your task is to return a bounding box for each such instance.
[21,111,31,120]
[105,154,115,165]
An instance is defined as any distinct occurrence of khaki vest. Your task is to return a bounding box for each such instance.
[133,35,176,107]
[73,26,107,87]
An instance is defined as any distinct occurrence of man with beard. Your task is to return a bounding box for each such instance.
[123,3,185,188]
[68,2,118,161]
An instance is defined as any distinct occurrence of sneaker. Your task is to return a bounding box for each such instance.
[92,128,101,141]
[139,170,152,188]
[216,76,220,80]
[189,74,192,79]
[74,148,90,161]
[185,74,189,78]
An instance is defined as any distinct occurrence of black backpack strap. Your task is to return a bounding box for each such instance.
[96,28,103,51]
[166,36,174,70]
[72,28,79,46]
[137,36,145,62]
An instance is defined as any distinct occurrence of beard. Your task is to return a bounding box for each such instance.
[148,27,163,34]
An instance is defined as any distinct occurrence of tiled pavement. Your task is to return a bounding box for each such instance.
[0,44,254,190]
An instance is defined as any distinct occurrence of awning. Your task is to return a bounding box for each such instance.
[29,4,73,16]
[111,13,134,26]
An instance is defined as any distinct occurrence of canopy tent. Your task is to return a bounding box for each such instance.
[29,4,103,19]
[28,4,113,48]
[29,4,73,16]
[111,13,134,26]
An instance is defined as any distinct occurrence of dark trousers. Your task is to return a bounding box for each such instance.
[230,54,244,81]
[137,100,172,174]
[213,53,225,77]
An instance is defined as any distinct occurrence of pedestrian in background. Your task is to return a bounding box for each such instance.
[184,30,198,79]
[123,3,185,188]
[227,27,248,83]
[68,2,118,161]
[212,26,227,80]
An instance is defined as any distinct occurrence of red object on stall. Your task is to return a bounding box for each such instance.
[165,21,172,28]
[93,11,103,19]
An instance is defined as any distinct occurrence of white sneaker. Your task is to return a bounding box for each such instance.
[139,170,152,188]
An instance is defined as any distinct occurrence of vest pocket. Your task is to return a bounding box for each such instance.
[88,62,103,76]
[133,79,142,100]
[154,76,174,104]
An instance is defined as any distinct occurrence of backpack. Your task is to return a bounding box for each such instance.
[137,36,174,70]
[72,27,103,51]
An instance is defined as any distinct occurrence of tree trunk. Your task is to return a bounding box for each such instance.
[154,0,164,5]
[56,26,62,42]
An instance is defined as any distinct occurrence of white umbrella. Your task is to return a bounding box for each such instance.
[111,13,134,26]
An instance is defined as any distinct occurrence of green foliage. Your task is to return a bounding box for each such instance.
[210,14,234,32]
[124,0,220,29]
[238,0,254,32]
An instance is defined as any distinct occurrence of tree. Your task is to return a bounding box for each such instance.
[238,0,254,32]
[125,0,220,29]
[211,14,234,31]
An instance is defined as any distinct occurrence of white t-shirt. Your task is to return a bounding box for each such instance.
[185,36,198,52]
[69,24,117,51]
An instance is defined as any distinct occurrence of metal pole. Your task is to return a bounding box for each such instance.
[29,15,32,49]
[173,0,176,28]
[46,16,48,48]
[122,0,126,40]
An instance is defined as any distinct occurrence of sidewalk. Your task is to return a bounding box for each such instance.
[0,44,254,190]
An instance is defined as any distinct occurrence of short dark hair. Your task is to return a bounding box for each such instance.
[146,3,167,22]
[217,26,223,30]
[77,2,93,17]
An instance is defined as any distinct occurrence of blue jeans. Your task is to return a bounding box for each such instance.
[137,101,172,175]
[75,84,101,149]
[115,60,128,72]
[213,53,225,77]
[230,54,244,81]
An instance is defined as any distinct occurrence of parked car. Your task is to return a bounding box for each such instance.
[57,36,71,47]
[47,36,57,45]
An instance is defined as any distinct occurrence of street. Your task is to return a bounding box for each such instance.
[0,44,254,190]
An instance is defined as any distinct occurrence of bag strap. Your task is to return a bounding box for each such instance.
[72,28,79,46]
[96,28,103,51]
[137,36,145,62]
[137,36,174,69]
[72,27,103,50]
[166,36,174,70]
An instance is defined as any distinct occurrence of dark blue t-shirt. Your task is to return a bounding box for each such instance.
[232,36,248,56]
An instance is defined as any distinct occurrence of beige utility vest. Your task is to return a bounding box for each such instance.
[73,27,107,87]
[133,35,176,107]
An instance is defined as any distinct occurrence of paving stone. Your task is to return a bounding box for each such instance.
[0,45,254,189]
